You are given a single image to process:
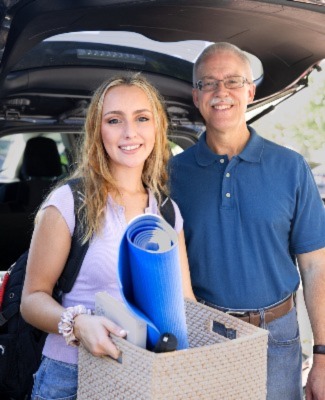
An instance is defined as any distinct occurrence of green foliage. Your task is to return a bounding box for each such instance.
[253,66,325,164]
[295,77,325,150]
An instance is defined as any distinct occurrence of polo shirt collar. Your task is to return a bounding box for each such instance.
[195,126,264,166]
[238,127,264,163]
[195,132,221,166]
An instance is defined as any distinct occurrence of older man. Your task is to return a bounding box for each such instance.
[169,42,325,400]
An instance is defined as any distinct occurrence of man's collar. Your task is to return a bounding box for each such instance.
[238,127,264,163]
[195,132,222,166]
[195,127,264,166]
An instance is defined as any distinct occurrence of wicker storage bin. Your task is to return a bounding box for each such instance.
[78,300,268,400]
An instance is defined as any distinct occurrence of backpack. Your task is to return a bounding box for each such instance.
[0,180,175,400]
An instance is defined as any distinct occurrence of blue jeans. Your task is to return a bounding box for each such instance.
[31,356,77,400]
[199,297,303,400]
[265,307,303,400]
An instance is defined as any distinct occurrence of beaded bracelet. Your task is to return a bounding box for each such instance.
[58,305,92,347]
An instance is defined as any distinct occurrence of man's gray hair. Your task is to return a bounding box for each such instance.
[193,42,252,84]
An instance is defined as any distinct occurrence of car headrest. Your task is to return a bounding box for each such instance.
[20,137,63,180]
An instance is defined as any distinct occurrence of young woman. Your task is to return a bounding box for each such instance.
[21,73,196,400]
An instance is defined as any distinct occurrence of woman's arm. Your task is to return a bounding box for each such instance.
[21,206,71,332]
[178,229,196,301]
[21,205,126,359]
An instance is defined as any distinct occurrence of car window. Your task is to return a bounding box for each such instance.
[0,133,70,183]
[0,134,26,182]
[0,138,13,172]
[10,31,264,90]
[0,131,195,184]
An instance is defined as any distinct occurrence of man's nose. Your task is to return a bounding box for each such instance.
[213,80,229,93]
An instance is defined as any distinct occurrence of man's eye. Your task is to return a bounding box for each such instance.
[227,77,240,84]
[203,81,215,88]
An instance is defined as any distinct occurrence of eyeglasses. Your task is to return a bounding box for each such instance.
[195,76,251,91]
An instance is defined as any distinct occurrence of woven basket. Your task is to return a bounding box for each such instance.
[78,300,268,400]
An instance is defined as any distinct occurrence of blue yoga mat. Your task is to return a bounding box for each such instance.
[118,214,189,351]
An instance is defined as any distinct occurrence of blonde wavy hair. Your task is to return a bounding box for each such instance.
[63,73,170,241]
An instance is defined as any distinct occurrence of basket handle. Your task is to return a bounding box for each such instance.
[212,320,237,340]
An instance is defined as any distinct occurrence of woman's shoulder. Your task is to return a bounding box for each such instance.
[41,183,75,235]
[46,183,73,205]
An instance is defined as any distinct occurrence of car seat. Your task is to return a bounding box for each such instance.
[0,136,64,269]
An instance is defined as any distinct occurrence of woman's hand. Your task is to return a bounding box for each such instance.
[73,314,127,359]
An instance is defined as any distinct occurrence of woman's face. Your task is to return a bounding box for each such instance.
[101,85,156,172]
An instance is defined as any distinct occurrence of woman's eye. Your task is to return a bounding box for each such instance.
[138,116,149,122]
[108,118,120,124]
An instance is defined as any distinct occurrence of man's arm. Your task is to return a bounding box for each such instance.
[297,247,325,400]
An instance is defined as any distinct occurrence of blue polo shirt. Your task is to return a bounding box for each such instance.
[169,127,325,309]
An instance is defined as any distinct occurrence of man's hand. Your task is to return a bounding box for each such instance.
[305,355,325,400]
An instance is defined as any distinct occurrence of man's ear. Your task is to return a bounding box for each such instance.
[192,88,199,108]
[248,83,256,104]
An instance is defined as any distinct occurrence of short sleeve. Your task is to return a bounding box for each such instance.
[290,158,325,254]
[41,184,75,236]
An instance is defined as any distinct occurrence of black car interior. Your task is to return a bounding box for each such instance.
[0,136,65,269]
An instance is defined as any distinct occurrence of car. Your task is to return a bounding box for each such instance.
[0,0,324,391]
[0,0,324,266]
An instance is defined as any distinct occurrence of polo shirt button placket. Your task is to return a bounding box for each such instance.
[222,172,232,206]
[225,172,231,199]
[221,158,238,208]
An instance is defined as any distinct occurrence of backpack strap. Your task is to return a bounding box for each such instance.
[159,193,176,228]
[54,178,89,298]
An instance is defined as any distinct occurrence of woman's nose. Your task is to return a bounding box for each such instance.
[123,122,137,139]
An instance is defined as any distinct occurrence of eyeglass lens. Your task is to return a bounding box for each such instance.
[197,76,247,91]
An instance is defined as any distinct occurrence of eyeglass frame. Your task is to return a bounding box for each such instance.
[194,76,252,92]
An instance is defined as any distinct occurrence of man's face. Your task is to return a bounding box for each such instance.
[192,51,256,134]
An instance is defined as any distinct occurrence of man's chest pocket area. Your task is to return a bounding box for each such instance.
[239,190,294,232]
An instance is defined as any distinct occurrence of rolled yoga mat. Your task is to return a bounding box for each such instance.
[118,214,189,351]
